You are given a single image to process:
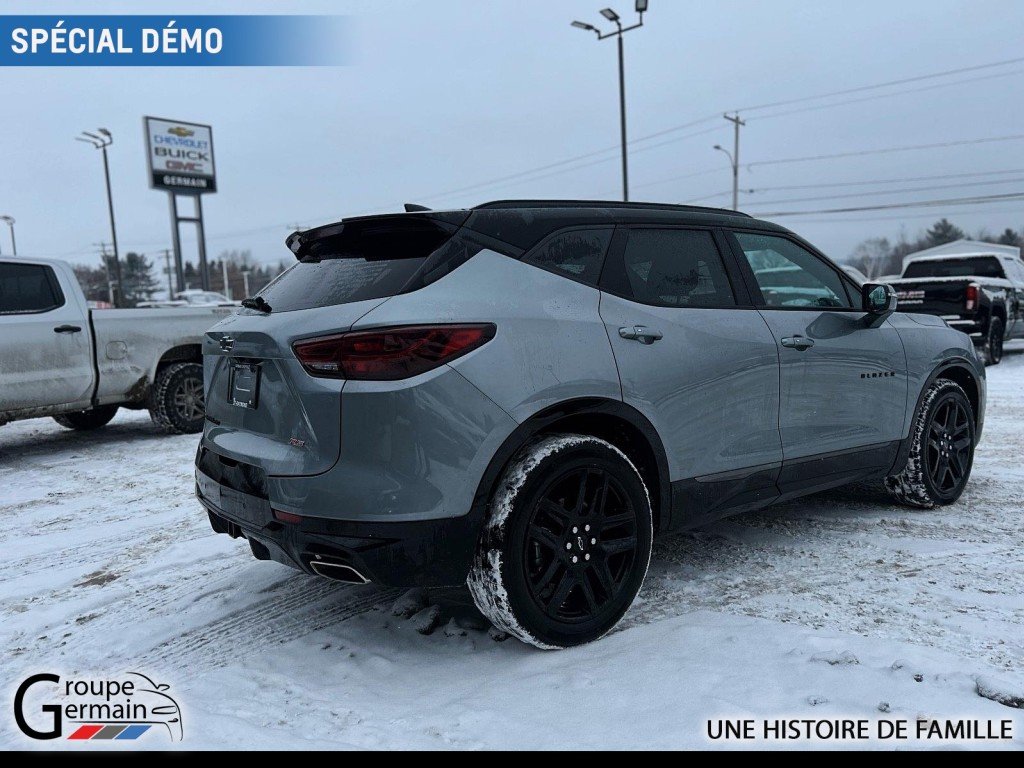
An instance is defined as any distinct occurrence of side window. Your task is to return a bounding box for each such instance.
[524,229,612,286]
[619,229,736,307]
[734,232,852,309]
[0,262,63,314]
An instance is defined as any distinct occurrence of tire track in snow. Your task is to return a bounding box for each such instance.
[137,579,402,673]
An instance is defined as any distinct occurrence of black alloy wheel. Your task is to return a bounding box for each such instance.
[524,467,639,623]
[925,396,973,497]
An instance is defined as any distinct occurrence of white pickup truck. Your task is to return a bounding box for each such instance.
[1,257,233,433]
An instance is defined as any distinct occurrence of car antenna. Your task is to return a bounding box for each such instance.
[404,203,432,212]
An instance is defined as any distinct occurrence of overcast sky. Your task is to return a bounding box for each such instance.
[2,0,1023,272]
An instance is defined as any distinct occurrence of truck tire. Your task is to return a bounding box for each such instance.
[149,362,205,434]
[53,405,119,431]
[468,435,653,649]
[983,317,1004,366]
[884,379,975,509]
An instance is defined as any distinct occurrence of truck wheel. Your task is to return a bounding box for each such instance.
[983,318,1004,366]
[885,379,975,509]
[149,362,205,434]
[53,405,119,431]
[468,435,653,649]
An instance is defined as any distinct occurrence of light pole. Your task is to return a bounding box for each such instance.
[572,1,650,202]
[241,268,252,299]
[714,112,746,211]
[0,216,14,255]
[77,128,123,307]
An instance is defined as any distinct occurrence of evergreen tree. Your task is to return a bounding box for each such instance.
[120,252,160,307]
[996,228,1022,247]
[923,218,966,247]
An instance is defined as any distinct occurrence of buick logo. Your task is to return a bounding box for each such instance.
[219,336,235,352]
[577,536,585,551]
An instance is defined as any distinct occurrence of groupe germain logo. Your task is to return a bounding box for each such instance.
[13,672,183,743]
[166,125,195,138]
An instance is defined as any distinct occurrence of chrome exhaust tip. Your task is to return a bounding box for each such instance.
[309,560,370,584]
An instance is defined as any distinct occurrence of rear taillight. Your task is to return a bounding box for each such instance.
[293,324,496,381]
[965,283,979,311]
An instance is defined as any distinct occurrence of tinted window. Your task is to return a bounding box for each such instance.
[903,256,1006,279]
[735,232,852,309]
[619,229,735,307]
[0,262,63,314]
[525,229,611,286]
[259,220,482,312]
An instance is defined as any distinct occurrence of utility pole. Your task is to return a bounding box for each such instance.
[162,249,174,298]
[222,259,231,300]
[714,113,746,211]
[725,113,745,211]
[241,268,252,299]
[0,215,15,256]
[571,2,650,203]
[95,242,115,306]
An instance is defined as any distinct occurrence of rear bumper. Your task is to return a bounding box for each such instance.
[196,469,481,587]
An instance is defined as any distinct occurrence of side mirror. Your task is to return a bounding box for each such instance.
[862,283,897,328]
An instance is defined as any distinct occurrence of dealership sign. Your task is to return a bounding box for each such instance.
[144,116,216,194]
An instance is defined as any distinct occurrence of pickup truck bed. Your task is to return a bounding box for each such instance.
[1,257,231,433]
[888,253,1024,365]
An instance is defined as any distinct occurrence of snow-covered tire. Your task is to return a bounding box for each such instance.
[885,379,976,508]
[983,317,1004,366]
[149,362,205,434]
[467,434,653,650]
[53,404,119,431]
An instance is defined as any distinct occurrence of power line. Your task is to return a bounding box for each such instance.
[381,58,1024,206]
[748,133,1024,169]
[676,168,1024,204]
[735,56,1024,113]
[747,168,1024,193]
[750,68,1024,123]
[771,206,1024,226]
[744,176,1024,208]
[758,191,1024,218]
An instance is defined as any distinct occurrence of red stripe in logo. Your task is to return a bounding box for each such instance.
[68,724,104,740]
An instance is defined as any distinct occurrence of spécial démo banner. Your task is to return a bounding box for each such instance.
[0,15,351,67]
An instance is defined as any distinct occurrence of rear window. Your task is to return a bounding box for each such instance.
[259,219,484,312]
[0,262,64,314]
[903,256,1005,279]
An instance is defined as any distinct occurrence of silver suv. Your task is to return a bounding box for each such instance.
[196,200,986,649]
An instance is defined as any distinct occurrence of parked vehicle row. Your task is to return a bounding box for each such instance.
[888,250,1024,365]
[0,258,230,433]
[194,200,987,649]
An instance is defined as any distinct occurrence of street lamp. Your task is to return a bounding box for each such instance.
[0,215,14,256]
[77,128,123,307]
[571,1,650,202]
[713,144,738,211]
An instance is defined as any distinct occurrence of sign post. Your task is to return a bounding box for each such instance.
[144,116,217,293]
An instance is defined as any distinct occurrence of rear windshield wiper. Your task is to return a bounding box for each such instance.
[241,296,273,314]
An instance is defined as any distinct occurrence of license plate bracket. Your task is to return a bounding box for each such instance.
[228,362,261,409]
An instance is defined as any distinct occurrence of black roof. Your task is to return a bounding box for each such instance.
[289,199,787,257]
[474,199,753,217]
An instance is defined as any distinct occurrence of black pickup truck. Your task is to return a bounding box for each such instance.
[889,252,1024,365]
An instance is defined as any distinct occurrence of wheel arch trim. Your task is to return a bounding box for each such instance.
[469,397,673,533]
[890,357,982,476]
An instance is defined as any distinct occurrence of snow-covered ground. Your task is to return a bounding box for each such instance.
[2,347,1023,749]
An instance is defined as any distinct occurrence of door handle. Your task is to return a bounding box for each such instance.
[780,335,814,350]
[619,326,664,345]
[54,325,82,334]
